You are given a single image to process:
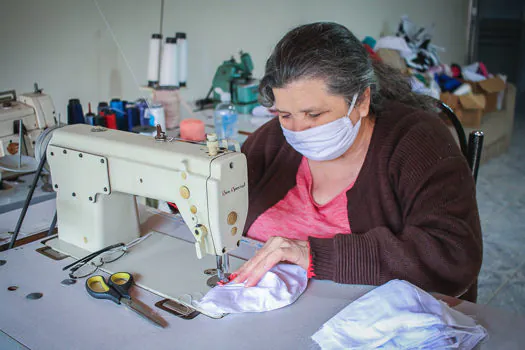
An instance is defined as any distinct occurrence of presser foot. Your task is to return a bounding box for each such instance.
[206,273,231,288]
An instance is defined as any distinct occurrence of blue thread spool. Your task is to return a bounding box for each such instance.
[136,99,149,126]
[126,105,141,131]
[110,99,124,117]
[85,102,96,125]
[110,99,128,130]
[67,99,84,124]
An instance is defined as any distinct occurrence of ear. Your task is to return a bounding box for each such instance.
[357,87,371,118]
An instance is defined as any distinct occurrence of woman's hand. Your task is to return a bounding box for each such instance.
[231,236,310,287]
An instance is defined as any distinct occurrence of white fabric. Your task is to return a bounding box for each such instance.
[193,264,307,317]
[453,83,473,96]
[281,94,359,161]
[374,36,413,57]
[312,280,488,350]
[410,76,440,99]
[463,70,486,83]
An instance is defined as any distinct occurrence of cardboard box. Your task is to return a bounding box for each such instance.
[468,76,506,113]
[440,92,486,128]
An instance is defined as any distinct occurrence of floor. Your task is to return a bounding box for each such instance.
[476,108,525,315]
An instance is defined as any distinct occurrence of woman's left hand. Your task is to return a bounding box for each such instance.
[231,236,310,287]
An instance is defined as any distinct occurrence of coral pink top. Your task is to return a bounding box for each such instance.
[247,157,353,242]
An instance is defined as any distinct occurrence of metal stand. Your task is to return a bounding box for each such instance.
[8,153,47,249]
[47,210,58,237]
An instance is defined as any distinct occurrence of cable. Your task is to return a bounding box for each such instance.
[93,0,152,110]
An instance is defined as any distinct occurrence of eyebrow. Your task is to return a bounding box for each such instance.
[272,107,325,114]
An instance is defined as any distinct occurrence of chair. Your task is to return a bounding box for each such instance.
[436,100,485,303]
[436,100,484,182]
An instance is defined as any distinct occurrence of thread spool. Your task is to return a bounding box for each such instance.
[110,98,125,117]
[153,89,180,129]
[135,99,149,126]
[147,33,162,87]
[117,114,128,131]
[144,104,166,131]
[126,105,141,131]
[67,99,84,124]
[97,101,109,113]
[85,102,96,125]
[159,37,179,89]
[105,110,117,129]
[180,119,205,141]
[94,114,107,127]
[176,32,187,87]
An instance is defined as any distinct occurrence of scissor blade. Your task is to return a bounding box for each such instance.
[121,298,167,328]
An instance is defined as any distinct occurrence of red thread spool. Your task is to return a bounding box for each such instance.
[105,110,117,129]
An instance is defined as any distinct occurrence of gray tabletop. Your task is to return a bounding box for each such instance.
[0,173,55,215]
[1,218,525,349]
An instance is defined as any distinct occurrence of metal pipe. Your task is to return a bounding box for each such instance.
[8,153,47,249]
[467,131,484,182]
[47,210,57,237]
[159,0,164,36]
[18,120,23,168]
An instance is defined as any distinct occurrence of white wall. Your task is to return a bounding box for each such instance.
[0,0,469,118]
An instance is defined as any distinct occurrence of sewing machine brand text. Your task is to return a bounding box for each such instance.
[222,182,246,196]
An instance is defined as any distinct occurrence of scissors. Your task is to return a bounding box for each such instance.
[86,272,166,328]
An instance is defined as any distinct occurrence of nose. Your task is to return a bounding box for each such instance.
[284,118,312,132]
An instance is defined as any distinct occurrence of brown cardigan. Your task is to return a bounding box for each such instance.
[241,101,482,301]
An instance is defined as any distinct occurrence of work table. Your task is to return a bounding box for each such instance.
[1,209,525,349]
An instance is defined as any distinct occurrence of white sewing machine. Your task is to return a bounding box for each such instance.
[0,85,56,178]
[0,85,56,158]
[45,124,248,283]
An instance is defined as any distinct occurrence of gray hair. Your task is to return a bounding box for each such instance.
[259,22,435,115]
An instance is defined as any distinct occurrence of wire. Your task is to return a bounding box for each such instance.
[92,0,152,110]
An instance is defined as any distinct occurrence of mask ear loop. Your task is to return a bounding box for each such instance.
[346,93,360,125]
[347,93,359,116]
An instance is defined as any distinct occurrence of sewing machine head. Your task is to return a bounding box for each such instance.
[0,86,55,178]
[46,124,248,281]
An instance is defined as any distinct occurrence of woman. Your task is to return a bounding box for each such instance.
[231,22,482,301]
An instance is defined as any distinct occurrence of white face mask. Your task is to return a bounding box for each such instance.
[281,94,360,161]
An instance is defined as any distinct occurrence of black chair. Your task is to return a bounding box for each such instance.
[436,100,484,182]
[436,100,485,303]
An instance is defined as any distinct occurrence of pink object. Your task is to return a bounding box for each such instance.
[478,62,489,78]
[180,119,205,141]
[247,157,352,242]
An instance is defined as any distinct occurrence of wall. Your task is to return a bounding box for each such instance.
[0,0,469,118]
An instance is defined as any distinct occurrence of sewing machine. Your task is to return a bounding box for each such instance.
[0,85,56,214]
[204,51,259,114]
[0,85,56,165]
[45,124,248,283]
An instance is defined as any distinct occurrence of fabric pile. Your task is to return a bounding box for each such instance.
[312,280,488,350]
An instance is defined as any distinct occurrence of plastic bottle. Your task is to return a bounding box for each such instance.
[214,88,238,140]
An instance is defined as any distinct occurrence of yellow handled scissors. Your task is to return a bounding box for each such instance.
[86,272,166,328]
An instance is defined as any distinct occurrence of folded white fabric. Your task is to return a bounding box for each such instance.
[312,280,487,350]
[193,264,307,317]
[374,36,413,57]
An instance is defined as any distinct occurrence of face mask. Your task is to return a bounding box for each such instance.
[281,94,360,161]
